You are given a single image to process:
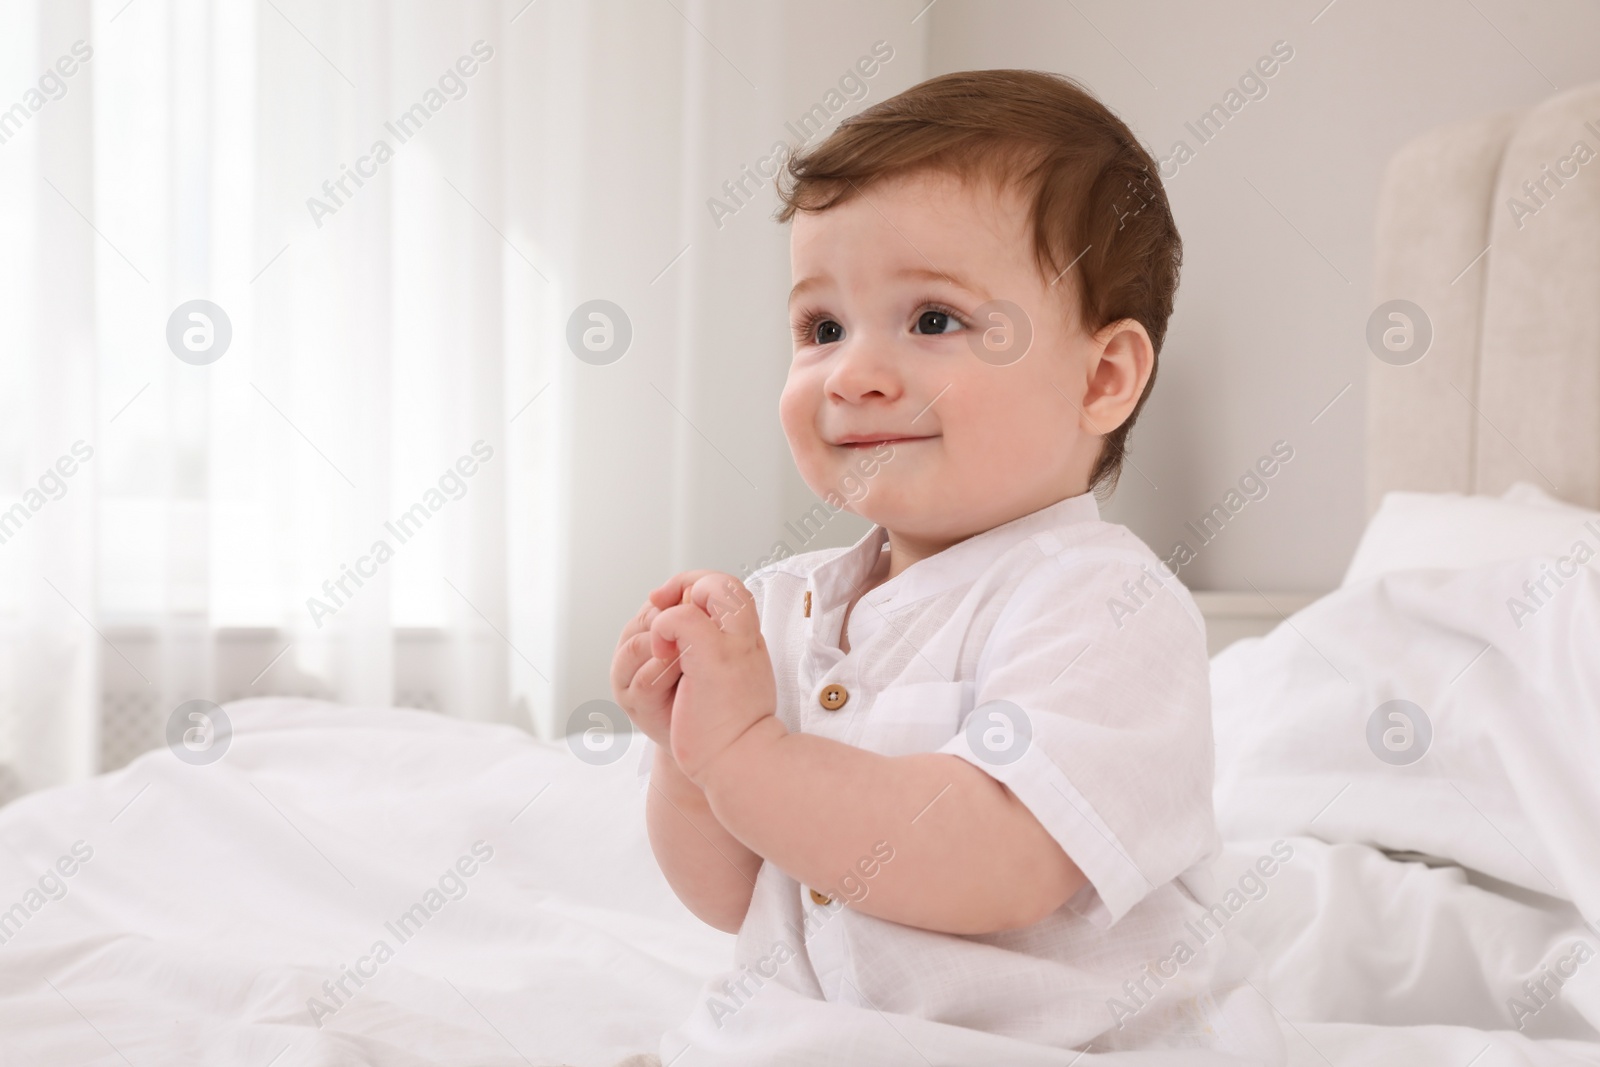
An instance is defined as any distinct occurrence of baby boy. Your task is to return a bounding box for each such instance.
[610,69,1275,1064]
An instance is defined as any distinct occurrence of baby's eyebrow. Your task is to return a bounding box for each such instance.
[788,275,827,305]
[895,264,983,296]
[788,265,983,306]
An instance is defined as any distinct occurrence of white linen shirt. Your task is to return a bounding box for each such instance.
[646,492,1273,1055]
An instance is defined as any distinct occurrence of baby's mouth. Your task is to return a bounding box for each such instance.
[831,434,937,449]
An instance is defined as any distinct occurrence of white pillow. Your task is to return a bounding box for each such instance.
[1340,482,1600,587]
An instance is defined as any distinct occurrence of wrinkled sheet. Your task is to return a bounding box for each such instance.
[0,700,733,1066]
[1209,559,1600,1063]
[0,559,1596,1064]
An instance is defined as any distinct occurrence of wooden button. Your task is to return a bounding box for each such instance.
[819,683,848,711]
[809,888,833,906]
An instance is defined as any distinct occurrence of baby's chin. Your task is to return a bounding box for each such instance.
[802,463,980,536]
[845,494,983,544]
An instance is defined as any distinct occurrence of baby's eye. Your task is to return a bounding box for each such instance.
[794,311,843,346]
[913,306,964,335]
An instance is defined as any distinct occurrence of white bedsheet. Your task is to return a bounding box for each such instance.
[0,700,732,1066]
[0,558,1595,1065]
[1210,558,1600,1062]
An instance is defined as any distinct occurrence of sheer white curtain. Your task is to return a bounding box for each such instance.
[0,0,926,801]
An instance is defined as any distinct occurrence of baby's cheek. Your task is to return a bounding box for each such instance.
[776,384,810,449]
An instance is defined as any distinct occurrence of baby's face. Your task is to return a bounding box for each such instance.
[782,169,1120,546]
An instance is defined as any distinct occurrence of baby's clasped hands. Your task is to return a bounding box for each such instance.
[644,572,779,785]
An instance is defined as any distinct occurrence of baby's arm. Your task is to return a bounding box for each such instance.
[701,721,1085,934]
[649,572,1086,936]
[611,585,762,933]
[644,744,763,932]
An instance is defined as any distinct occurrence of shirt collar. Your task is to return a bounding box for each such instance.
[810,491,1101,616]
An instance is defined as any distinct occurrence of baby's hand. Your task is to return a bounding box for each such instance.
[609,596,680,751]
[647,571,778,785]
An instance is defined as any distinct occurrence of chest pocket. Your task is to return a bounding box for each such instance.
[853,679,971,757]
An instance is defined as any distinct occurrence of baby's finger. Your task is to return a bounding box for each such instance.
[632,652,682,694]
[648,602,718,663]
[617,600,661,645]
[609,630,655,695]
[648,570,724,611]
[623,658,676,748]
[688,573,758,634]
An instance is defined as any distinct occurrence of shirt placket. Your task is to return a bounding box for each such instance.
[794,574,867,1002]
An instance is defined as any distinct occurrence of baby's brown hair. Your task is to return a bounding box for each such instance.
[774,69,1181,496]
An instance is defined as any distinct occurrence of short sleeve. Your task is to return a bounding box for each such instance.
[935,548,1218,928]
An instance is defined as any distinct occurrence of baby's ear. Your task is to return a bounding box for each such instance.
[1083,318,1154,428]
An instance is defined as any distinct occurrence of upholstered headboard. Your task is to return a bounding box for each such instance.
[1368,82,1600,514]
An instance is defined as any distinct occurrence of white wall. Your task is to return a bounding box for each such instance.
[789,0,1600,592]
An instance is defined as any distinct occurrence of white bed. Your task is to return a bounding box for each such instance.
[4,86,1600,1066]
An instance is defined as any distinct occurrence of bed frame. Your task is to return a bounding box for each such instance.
[1197,82,1600,651]
[1368,82,1600,515]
